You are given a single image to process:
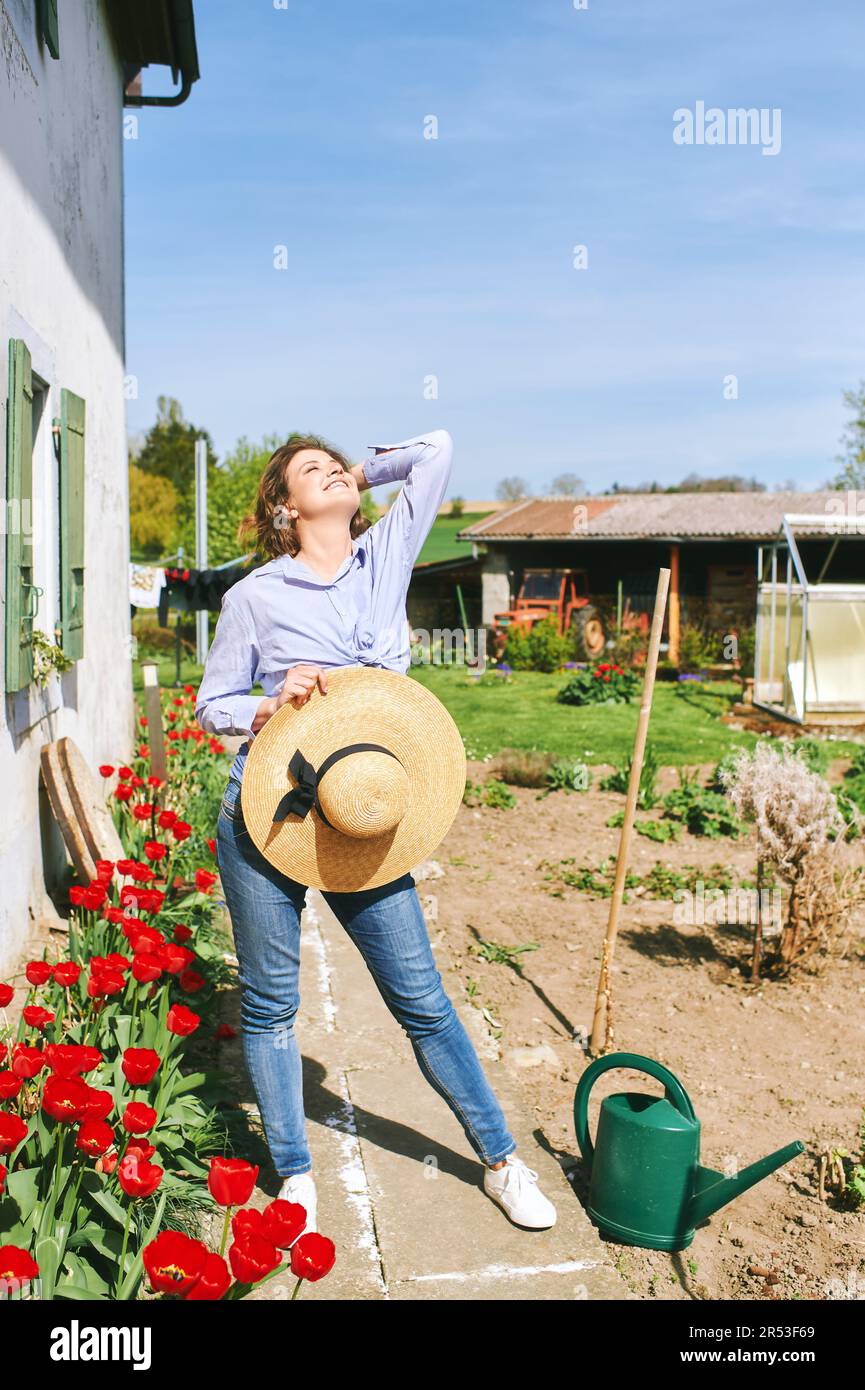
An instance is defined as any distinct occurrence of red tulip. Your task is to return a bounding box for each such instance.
[0,1163,6,1195]
[195,869,218,894]
[156,943,190,975]
[121,1102,157,1134]
[172,821,191,842]
[228,1232,281,1284]
[143,841,167,863]
[143,1230,208,1296]
[69,886,88,907]
[114,784,134,803]
[183,1251,231,1301]
[0,1112,28,1153]
[174,925,193,943]
[79,1087,114,1121]
[76,1119,115,1157]
[157,810,177,830]
[99,765,115,778]
[87,968,125,998]
[131,954,163,984]
[42,1075,90,1123]
[215,1023,237,1040]
[83,884,107,911]
[208,1156,259,1207]
[95,860,115,880]
[261,1199,307,1249]
[132,803,154,822]
[125,1140,156,1161]
[116,859,138,876]
[25,961,52,987]
[180,968,205,993]
[44,1043,102,1078]
[97,1149,119,1175]
[166,1003,200,1037]
[22,1005,54,1031]
[0,982,13,1007]
[0,1072,23,1101]
[52,961,82,987]
[290,1231,336,1283]
[121,1048,160,1086]
[0,1245,39,1284]
[118,1152,163,1198]
[11,1045,45,1079]
[231,1207,263,1239]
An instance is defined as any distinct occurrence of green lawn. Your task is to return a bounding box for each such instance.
[133,654,859,771]
[414,514,487,566]
[410,666,761,767]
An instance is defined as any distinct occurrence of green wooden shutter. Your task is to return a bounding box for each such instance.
[36,0,60,59]
[59,389,86,662]
[5,339,35,692]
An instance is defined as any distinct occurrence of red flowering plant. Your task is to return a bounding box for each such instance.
[556,660,641,707]
[137,1156,336,1301]
[0,681,290,1301]
[103,689,224,884]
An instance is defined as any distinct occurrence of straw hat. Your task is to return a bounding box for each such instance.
[240,666,466,891]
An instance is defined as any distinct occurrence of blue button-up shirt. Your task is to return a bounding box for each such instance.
[194,430,453,744]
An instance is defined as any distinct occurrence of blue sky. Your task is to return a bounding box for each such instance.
[124,0,865,495]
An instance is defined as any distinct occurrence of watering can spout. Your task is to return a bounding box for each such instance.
[687,1140,805,1228]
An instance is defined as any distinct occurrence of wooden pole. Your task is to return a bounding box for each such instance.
[589,567,671,1056]
[668,543,680,667]
[140,660,168,785]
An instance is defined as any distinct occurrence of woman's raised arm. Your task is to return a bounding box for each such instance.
[359,429,453,571]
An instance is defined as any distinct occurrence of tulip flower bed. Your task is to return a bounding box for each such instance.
[0,684,335,1301]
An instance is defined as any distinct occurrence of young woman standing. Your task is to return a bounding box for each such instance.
[195,430,556,1234]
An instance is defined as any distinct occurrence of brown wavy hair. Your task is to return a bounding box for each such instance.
[238,435,370,560]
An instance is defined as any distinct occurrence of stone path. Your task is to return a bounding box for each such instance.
[213,876,632,1302]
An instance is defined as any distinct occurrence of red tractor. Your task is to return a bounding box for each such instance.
[491,568,606,660]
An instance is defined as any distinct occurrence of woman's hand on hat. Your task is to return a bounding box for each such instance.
[251,665,328,731]
[277,664,329,710]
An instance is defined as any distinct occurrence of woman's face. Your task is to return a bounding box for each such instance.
[284,448,359,525]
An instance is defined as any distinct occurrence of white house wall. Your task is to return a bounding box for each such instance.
[0,0,133,971]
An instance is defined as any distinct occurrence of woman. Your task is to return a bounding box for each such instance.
[195,430,556,1233]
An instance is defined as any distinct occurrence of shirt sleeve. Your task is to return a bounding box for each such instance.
[361,429,453,572]
[194,593,263,738]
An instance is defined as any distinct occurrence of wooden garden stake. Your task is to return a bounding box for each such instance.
[589,567,671,1056]
[141,660,168,784]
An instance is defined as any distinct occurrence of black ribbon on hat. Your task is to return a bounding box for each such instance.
[273,743,399,829]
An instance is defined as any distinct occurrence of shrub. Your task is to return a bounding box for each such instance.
[504,615,572,672]
[492,748,554,787]
[538,760,592,798]
[463,777,516,810]
[557,661,640,706]
[721,742,864,975]
[600,743,660,810]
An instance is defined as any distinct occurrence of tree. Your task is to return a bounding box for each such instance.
[830,381,865,488]
[496,476,531,502]
[549,472,584,497]
[134,398,218,556]
[129,464,178,559]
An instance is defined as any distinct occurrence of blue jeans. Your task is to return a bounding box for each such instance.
[215,772,517,1176]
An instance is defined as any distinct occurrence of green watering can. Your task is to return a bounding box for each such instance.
[574,1052,805,1252]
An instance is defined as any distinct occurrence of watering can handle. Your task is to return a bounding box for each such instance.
[574,1051,697,1170]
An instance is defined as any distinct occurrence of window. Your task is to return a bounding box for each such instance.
[35,0,59,60]
[4,339,86,692]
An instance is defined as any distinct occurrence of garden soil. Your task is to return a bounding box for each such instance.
[431,759,865,1303]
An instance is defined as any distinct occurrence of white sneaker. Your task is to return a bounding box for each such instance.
[483,1154,557,1229]
[277,1171,318,1241]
